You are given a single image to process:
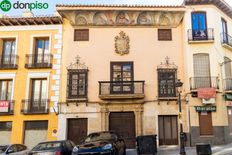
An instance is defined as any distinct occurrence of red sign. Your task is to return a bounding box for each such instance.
[0,101,9,112]
[197,88,216,99]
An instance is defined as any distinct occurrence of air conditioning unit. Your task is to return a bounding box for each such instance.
[202,98,216,104]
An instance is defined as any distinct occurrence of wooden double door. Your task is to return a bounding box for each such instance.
[109,112,136,148]
[158,115,178,145]
[67,118,88,145]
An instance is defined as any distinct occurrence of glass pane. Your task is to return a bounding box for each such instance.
[7,81,12,100]
[41,80,47,100]
[0,81,7,100]
[78,74,86,95]
[3,41,12,56]
[192,13,198,30]
[11,41,15,55]
[32,80,40,109]
[113,72,121,81]
[44,40,49,54]
[199,13,206,30]
[36,40,43,55]
[113,65,121,71]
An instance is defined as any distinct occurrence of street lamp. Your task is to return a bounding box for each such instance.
[176,79,186,155]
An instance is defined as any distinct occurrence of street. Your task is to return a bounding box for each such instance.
[126,142,232,155]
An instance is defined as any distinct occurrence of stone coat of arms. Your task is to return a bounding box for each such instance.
[115,31,130,55]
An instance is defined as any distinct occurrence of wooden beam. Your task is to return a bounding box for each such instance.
[0,20,6,26]
[5,19,13,26]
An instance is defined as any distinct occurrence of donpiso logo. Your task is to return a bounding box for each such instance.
[0,0,11,12]
[0,0,49,12]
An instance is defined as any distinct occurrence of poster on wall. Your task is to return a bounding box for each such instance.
[0,101,9,112]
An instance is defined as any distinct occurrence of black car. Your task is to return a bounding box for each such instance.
[72,131,126,155]
[29,140,75,155]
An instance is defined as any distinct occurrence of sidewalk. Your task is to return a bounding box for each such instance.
[126,142,232,155]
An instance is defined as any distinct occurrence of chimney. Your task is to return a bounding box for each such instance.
[22,11,34,17]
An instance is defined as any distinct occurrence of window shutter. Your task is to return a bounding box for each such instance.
[74,29,89,41]
[158,29,172,41]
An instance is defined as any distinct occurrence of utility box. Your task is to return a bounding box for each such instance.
[196,143,212,155]
[136,135,157,155]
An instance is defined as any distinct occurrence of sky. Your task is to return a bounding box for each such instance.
[0,0,232,16]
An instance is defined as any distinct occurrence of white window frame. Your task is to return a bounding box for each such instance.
[25,72,50,110]
[0,35,19,55]
[0,73,16,100]
[30,34,52,54]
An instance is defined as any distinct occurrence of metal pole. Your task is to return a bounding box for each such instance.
[179,91,186,155]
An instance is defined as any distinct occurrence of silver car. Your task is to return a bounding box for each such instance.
[0,144,29,155]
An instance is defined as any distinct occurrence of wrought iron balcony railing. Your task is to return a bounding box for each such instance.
[188,28,214,41]
[21,99,50,114]
[221,33,232,48]
[224,78,232,91]
[0,100,14,115]
[25,54,53,69]
[99,81,145,99]
[0,55,19,69]
[189,77,219,90]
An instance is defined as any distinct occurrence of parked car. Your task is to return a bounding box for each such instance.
[0,144,29,155]
[28,140,75,155]
[72,131,126,155]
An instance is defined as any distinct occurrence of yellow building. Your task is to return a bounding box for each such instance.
[0,13,62,148]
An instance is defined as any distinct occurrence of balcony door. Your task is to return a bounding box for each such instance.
[224,57,232,90]
[0,80,12,100]
[30,79,47,112]
[34,38,49,64]
[193,53,211,88]
[191,12,207,40]
[221,18,228,43]
[110,62,134,94]
[2,39,15,65]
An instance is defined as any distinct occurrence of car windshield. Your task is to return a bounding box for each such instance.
[84,132,116,143]
[0,145,8,153]
[32,142,62,151]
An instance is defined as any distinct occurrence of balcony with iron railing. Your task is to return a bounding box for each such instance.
[25,54,53,69]
[0,100,14,115]
[21,99,50,114]
[189,77,219,90]
[187,28,214,43]
[99,81,145,99]
[0,55,19,69]
[221,33,232,50]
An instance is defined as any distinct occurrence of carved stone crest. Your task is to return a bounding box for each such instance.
[115,31,130,55]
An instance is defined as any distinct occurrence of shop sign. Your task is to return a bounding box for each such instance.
[195,106,216,112]
[0,101,9,112]
[197,88,216,99]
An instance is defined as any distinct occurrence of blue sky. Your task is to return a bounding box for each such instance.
[0,0,232,16]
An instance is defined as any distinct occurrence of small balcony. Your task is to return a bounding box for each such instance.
[221,33,232,50]
[21,99,50,114]
[189,77,219,91]
[25,54,53,69]
[0,55,18,69]
[0,100,14,115]
[188,28,214,43]
[99,81,145,99]
[224,78,232,92]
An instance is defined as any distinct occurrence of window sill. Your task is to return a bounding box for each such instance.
[158,97,178,101]
[199,135,214,138]
[222,43,232,51]
[188,40,214,44]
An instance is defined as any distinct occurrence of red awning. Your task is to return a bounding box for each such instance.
[197,88,216,99]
